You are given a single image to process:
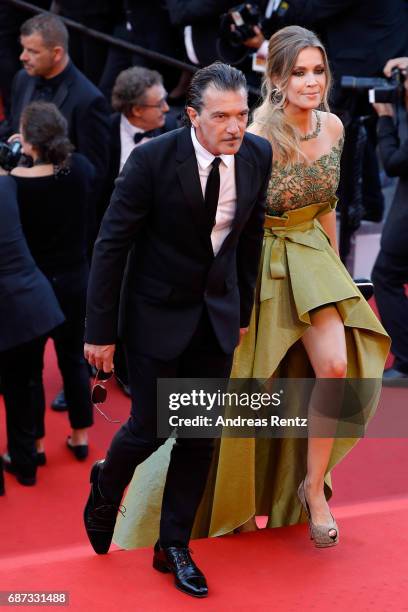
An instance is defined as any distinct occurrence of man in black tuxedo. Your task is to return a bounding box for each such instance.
[105,66,178,392]
[83,62,272,597]
[166,0,274,66]
[108,66,178,195]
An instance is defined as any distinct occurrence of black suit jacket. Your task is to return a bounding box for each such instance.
[0,176,64,352]
[377,115,408,258]
[85,127,272,360]
[6,62,110,188]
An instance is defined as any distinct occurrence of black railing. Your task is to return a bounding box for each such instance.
[4,0,199,73]
[4,0,262,97]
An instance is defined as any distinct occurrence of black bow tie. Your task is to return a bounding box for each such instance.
[133,129,157,144]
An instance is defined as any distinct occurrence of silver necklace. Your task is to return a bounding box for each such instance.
[300,110,321,141]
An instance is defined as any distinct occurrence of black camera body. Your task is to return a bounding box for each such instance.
[223,3,261,46]
[0,140,22,171]
[341,68,406,104]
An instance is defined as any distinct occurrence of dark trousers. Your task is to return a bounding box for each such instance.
[0,336,45,478]
[372,249,408,373]
[32,264,93,437]
[100,309,233,547]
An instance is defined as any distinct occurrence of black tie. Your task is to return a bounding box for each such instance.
[133,129,157,144]
[205,157,221,230]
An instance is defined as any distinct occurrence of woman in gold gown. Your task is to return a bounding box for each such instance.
[113,26,389,550]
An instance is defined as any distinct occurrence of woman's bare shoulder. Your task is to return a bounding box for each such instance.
[10,167,33,177]
[319,110,344,142]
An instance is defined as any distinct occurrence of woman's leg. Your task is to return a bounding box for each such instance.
[301,305,347,528]
[50,266,93,447]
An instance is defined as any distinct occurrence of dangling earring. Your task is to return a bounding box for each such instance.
[270,89,283,105]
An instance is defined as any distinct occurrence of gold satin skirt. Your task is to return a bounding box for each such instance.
[113,200,390,548]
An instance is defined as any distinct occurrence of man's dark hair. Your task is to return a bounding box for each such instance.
[186,62,247,120]
[20,14,69,52]
[111,67,163,116]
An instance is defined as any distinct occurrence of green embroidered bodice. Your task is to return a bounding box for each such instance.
[266,136,344,216]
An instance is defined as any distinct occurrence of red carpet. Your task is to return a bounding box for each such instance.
[1,340,407,610]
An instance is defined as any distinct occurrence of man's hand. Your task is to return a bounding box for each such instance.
[243,25,265,49]
[84,343,115,373]
[372,102,394,117]
[383,57,408,78]
[239,327,249,344]
[7,133,22,144]
[383,57,408,110]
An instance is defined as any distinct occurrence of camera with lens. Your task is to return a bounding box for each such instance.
[341,67,406,104]
[0,140,22,171]
[221,3,261,47]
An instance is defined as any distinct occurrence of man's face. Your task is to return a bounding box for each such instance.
[132,84,169,131]
[187,85,249,156]
[20,33,61,78]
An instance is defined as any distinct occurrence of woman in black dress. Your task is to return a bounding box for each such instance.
[10,101,95,462]
[0,175,64,487]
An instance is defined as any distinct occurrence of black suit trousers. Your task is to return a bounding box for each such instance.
[372,250,408,373]
[100,308,234,546]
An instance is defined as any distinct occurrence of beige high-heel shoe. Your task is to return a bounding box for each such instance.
[297,481,339,548]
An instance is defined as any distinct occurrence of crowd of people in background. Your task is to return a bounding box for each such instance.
[0,1,408,495]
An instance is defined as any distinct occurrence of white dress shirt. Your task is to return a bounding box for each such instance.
[190,128,237,256]
[119,114,146,172]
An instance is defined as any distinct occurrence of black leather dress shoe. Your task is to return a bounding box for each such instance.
[51,389,68,412]
[84,460,123,554]
[153,542,208,598]
[2,453,36,486]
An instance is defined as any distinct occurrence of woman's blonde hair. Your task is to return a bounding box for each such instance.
[250,25,332,165]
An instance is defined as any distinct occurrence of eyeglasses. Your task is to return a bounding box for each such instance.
[91,370,122,424]
[139,96,168,109]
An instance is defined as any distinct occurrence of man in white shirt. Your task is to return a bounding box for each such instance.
[83,62,272,598]
[110,66,177,174]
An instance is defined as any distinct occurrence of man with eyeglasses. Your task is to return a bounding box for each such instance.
[100,67,178,392]
[110,66,177,176]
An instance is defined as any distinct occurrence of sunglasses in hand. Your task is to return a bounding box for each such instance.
[91,369,124,424]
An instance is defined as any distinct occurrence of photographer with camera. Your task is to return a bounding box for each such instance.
[166,2,287,80]
[371,58,408,383]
